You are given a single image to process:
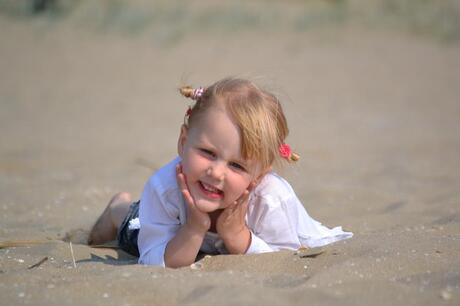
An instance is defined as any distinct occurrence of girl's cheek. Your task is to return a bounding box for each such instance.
[190,151,207,164]
[231,173,251,192]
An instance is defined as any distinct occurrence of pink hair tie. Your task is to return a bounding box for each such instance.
[191,87,204,100]
[185,87,204,119]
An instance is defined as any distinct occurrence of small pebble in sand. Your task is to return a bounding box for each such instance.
[47,284,55,289]
[122,272,132,278]
[103,293,109,298]
[15,259,24,263]
[190,263,203,270]
[440,288,452,300]
[18,292,25,298]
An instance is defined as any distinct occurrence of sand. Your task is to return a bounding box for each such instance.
[1,2,459,305]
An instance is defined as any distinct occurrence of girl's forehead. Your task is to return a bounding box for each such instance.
[190,107,240,147]
[192,105,235,132]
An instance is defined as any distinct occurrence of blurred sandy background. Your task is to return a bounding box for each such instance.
[0,0,459,305]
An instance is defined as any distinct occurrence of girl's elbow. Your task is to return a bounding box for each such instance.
[164,256,192,269]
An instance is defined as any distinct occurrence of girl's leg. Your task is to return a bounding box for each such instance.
[88,192,132,245]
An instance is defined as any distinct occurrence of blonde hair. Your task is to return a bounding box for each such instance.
[179,77,299,170]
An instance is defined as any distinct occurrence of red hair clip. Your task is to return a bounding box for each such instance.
[279,144,292,160]
[279,143,299,162]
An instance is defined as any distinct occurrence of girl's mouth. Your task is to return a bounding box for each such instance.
[198,181,224,199]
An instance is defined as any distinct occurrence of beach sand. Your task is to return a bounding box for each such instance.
[1,2,459,305]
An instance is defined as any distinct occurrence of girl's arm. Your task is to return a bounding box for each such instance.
[219,226,251,254]
[164,165,211,268]
[164,223,207,268]
[216,189,252,254]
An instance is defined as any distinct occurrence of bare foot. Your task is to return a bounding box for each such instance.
[88,192,132,245]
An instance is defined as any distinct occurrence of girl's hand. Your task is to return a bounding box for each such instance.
[176,164,211,235]
[216,183,255,253]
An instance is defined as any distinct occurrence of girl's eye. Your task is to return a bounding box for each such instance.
[229,162,246,172]
[200,148,215,158]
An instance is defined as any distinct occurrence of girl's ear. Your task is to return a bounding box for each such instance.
[177,124,188,157]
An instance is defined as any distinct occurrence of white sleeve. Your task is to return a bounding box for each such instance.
[137,181,181,267]
[246,195,303,254]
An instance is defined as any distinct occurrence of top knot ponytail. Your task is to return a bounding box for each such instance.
[179,86,204,101]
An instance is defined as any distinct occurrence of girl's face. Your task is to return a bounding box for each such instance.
[178,105,264,213]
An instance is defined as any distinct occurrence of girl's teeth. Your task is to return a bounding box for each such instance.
[202,182,219,193]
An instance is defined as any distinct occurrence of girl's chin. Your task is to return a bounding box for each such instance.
[194,201,222,213]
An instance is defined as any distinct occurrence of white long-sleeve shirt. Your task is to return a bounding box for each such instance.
[138,157,352,266]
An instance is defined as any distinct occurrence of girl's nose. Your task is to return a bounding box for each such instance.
[206,162,225,181]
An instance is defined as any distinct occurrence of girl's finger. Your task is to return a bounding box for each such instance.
[176,165,195,207]
[236,191,250,216]
[182,188,195,208]
[176,165,186,190]
[237,190,250,205]
[176,165,189,192]
[247,182,256,193]
[234,182,253,207]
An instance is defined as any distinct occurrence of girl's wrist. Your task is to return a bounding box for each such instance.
[218,224,247,239]
[220,226,251,254]
[183,222,209,237]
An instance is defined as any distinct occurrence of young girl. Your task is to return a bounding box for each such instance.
[88,77,352,268]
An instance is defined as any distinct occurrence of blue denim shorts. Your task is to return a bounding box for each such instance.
[117,201,140,257]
